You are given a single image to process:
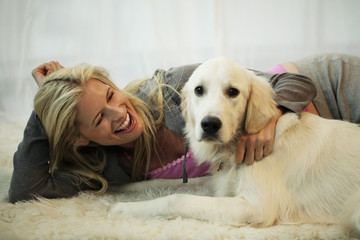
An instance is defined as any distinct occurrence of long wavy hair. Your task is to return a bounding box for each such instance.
[34,64,166,194]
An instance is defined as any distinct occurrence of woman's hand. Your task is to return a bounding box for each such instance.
[235,108,282,165]
[32,61,64,86]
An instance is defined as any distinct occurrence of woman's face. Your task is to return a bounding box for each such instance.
[76,78,144,148]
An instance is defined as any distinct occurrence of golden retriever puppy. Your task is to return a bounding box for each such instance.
[110,58,360,237]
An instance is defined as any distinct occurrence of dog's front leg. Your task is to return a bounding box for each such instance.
[109,194,263,226]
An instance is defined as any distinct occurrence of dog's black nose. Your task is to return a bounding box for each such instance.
[201,116,222,135]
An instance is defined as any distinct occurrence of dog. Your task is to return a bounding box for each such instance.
[109,58,360,236]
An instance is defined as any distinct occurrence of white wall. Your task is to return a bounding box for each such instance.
[1,0,360,121]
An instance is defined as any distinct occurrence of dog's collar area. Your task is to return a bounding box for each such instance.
[182,140,189,183]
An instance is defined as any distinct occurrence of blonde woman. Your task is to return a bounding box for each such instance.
[9,59,317,203]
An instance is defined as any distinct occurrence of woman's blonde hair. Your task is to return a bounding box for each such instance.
[34,64,165,194]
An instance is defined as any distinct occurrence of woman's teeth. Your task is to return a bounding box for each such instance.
[115,113,131,132]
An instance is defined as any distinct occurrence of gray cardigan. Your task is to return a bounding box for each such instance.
[9,64,316,203]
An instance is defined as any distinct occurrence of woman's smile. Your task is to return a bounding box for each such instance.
[114,112,136,133]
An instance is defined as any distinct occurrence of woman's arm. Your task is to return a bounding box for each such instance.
[255,71,317,114]
[9,61,79,203]
[235,71,316,165]
[9,112,90,203]
[139,63,317,166]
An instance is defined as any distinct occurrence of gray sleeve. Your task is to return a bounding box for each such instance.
[252,70,317,114]
[9,112,89,203]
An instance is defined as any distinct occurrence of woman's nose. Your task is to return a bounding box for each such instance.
[105,105,126,122]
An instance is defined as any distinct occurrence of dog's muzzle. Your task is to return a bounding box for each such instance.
[201,116,222,140]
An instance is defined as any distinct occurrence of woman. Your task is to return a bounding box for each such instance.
[9,59,317,203]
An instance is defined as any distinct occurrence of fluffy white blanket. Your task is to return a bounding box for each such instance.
[0,120,352,240]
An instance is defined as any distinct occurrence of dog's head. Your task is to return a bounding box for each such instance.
[181,57,277,144]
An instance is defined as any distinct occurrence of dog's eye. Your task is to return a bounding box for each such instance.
[194,86,204,96]
[227,88,239,98]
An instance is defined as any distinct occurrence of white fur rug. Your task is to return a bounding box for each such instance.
[0,120,354,240]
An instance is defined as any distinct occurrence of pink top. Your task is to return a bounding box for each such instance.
[147,149,210,179]
[265,64,287,74]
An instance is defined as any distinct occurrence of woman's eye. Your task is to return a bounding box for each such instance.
[108,92,114,102]
[194,86,204,96]
[228,87,239,98]
[96,114,103,127]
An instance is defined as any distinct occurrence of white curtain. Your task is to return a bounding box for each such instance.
[1,0,360,121]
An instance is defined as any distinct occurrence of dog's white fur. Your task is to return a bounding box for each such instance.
[110,58,360,237]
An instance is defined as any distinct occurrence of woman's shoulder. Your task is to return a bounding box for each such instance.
[163,63,200,87]
[140,63,200,93]
[134,63,201,137]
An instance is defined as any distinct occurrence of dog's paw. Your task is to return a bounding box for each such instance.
[108,201,152,219]
[108,202,135,218]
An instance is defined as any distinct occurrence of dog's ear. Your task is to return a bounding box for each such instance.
[245,74,278,134]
